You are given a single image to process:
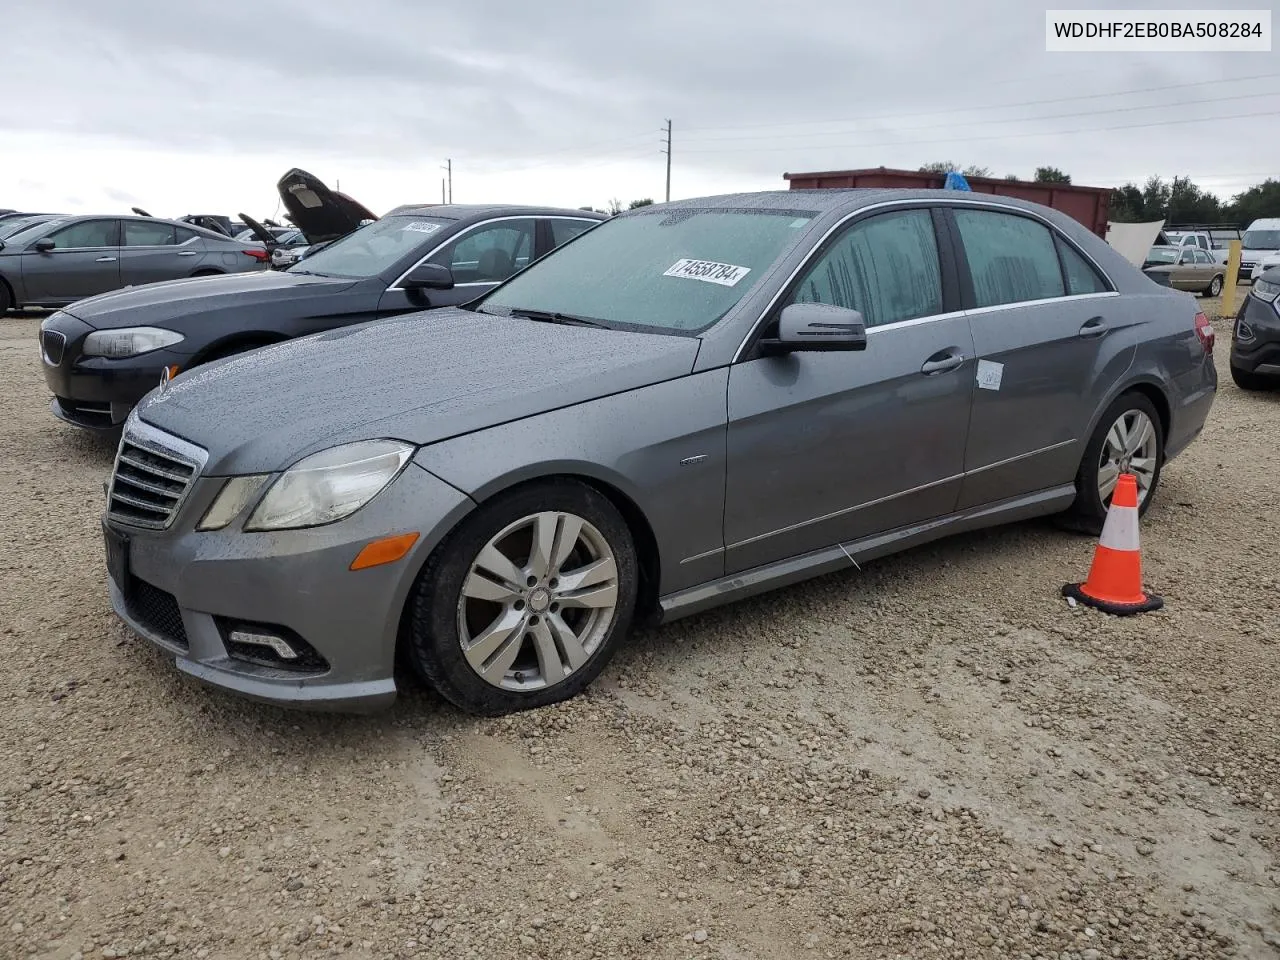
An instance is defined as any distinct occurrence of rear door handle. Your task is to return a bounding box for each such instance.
[95,256,117,263]
[921,351,966,375]
[1079,315,1108,338]
[177,250,197,257]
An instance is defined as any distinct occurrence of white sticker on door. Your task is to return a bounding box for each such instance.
[663,258,751,287]
[976,359,1004,391]
[402,221,441,234]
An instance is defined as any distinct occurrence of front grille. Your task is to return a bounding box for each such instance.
[127,578,188,650]
[106,420,207,529]
[40,329,66,365]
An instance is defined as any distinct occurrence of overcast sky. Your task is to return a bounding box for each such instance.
[2,1,1275,219]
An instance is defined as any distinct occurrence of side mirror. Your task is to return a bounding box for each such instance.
[34,238,55,253]
[401,262,454,291]
[759,303,868,355]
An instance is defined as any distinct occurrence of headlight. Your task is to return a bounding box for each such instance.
[197,475,270,531]
[1253,278,1280,303]
[244,440,415,531]
[82,327,184,358]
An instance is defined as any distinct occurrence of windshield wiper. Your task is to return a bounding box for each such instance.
[507,308,611,329]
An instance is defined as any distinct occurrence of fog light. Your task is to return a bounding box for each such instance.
[228,629,298,661]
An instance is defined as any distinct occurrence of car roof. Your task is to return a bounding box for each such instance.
[382,203,609,223]
[1246,218,1280,229]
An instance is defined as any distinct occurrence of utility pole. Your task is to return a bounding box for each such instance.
[660,120,672,202]
[441,159,452,204]
[441,178,446,204]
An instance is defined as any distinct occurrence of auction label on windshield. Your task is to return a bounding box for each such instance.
[402,221,442,234]
[664,259,751,287]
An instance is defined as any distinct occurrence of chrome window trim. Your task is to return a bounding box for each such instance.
[386,215,547,292]
[731,196,1119,363]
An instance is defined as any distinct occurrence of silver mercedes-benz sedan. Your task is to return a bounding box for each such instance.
[100,189,1217,715]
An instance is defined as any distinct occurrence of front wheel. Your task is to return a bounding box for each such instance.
[405,480,638,715]
[1060,392,1164,535]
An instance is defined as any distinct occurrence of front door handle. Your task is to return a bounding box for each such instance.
[1079,315,1108,338]
[95,256,117,263]
[921,351,966,375]
[177,250,197,257]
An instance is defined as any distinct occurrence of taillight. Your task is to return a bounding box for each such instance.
[242,249,270,263]
[1194,311,1214,353]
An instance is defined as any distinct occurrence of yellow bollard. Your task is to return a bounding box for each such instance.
[1221,239,1242,319]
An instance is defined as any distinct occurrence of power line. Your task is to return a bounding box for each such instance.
[679,107,1280,156]
[679,71,1280,136]
[679,89,1280,145]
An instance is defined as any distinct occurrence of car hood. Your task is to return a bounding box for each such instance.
[59,270,361,329]
[277,168,378,243]
[135,307,702,475]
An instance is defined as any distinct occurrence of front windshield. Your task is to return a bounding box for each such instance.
[479,207,817,334]
[1,217,68,247]
[0,217,47,240]
[1146,247,1178,263]
[1243,230,1280,250]
[290,214,452,279]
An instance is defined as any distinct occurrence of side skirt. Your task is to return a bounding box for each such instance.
[657,484,1077,623]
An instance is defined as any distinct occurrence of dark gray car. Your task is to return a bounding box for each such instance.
[101,189,1217,717]
[0,214,269,312]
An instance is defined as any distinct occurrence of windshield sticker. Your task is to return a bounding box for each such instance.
[789,218,809,228]
[663,258,751,287]
[402,222,442,234]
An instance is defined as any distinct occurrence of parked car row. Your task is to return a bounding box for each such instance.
[31,187,1221,718]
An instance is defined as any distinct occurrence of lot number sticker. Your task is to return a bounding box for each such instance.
[663,258,751,287]
[976,359,1004,391]
[402,222,442,234]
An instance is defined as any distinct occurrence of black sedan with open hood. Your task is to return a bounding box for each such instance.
[39,202,605,434]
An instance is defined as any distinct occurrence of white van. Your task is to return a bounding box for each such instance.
[1241,218,1280,282]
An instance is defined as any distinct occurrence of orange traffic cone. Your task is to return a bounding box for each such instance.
[1062,473,1163,615]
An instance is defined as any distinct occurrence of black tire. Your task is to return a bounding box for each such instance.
[1205,275,1223,297]
[406,479,638,716]
[1059,391,1164,535]
[0,279,12,313]
[1231,366,1275,391]
[191,269,222,277]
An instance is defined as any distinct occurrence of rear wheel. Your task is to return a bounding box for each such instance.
[1231,366,1275,391]
[191,269,222,278]
[1205,275,1223,297]
[1060,392,1164,535]
[406,480,638,716]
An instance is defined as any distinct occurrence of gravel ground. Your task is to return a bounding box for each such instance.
[1,308,1277,960]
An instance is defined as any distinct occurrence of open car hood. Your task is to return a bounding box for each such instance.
[237,212,279,247]
[277,168,378,244]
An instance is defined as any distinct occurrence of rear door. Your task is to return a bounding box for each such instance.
[949,206,1123,509]
[723,206,975,572]
[20,218,121,303]
[119,220,191,287]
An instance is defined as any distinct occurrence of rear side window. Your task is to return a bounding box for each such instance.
[1056,237,1109,295]
[124,221,177,246]
[787,209,943,328]
[175,227,198,244]
[548,218,597,247]
[955,210,1066,307]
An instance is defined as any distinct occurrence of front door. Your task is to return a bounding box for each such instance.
[21,218,121,303]
[949,207,1123,509]
[723,207,975,574]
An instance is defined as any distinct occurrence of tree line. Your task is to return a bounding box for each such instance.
[919,161,1280,227]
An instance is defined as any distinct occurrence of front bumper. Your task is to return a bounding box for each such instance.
[105,459,475,712]
[1230,294,1280,379]
[40,312,184,432]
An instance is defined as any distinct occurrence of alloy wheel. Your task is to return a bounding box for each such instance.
[457,511,619,691]
[1096,409,1158,505]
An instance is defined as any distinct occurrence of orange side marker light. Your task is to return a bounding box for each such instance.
[350,532,420,571]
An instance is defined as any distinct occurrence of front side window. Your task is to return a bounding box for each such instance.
[430,219,535,283]
[43,219,118,250]
[479,207,817,335]
[123,221,177,246]
[291,214,454,279]
[954,209,1065,307]
[785,209,943,327]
